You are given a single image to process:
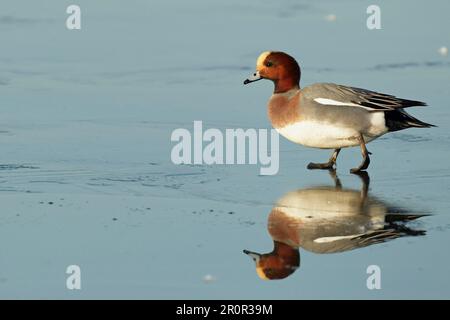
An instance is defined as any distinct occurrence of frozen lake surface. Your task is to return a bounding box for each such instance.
[0,0,449,298]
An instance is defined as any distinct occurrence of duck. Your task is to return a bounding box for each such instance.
[244,51,434,172]
[244,172,427,280]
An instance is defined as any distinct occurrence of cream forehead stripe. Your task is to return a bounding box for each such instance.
[256,51,272,68]
[256,266,269,280]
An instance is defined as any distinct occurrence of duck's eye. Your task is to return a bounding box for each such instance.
[265,61,273,67]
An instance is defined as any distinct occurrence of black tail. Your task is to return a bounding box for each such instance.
[385,213,430,223]
[385,109,435,132]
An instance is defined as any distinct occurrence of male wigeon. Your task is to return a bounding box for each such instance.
[244,172,427,280]
[244,51,434,172]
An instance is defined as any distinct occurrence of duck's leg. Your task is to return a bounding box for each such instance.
[350,135,371,173]
[307,148,341,170]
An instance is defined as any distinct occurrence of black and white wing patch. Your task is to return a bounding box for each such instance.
[310,83,427,112]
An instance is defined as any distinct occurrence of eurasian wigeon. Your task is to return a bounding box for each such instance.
[244,172,427,280]
[244,51,434,172]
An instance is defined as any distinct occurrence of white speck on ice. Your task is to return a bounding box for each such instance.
[324,14,337,22]
[438,46,448,56]
[203,274,217,283]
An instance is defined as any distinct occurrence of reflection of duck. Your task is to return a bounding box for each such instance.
[244,172,427,280]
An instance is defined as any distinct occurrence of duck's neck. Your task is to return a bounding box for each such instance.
[272,241,298,258]
[274,77,300,94]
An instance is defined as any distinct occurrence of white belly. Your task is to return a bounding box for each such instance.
[276,114,388,149]
[276,121,360,148]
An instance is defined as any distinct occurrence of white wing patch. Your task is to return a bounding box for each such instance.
[314,98,360,107]
[314,235,364,243]
[314,98,378,111]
